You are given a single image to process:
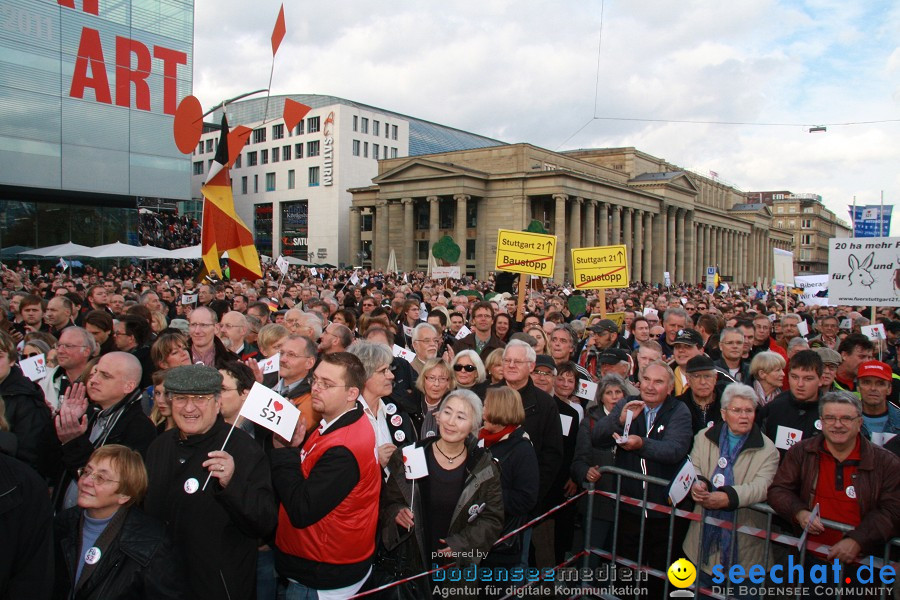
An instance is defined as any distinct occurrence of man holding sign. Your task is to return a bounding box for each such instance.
[143,364,277,600]
[269,353,381,599]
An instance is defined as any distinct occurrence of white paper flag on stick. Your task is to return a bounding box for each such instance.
[392,344,415,363]
[181,293,198,305]
[668,460,698,505]
[238,382,300,441]
[20,354,48,381]
[401,445,429,479]
[455,325,472,340]
[575,379,598,401]
[616,410,634,445]
[257,353,280,375]
[310,267,318,277]
[861,324,886,341]
[797,320,809,337]
[350,271,360,286]
[276,255,289,276]
[797,503,820,550]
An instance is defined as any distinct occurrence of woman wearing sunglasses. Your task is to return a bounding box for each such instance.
[450,350,488,398]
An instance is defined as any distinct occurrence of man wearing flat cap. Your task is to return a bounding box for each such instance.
[677,355,729,434]
[575,319,620,380]
[144,364,277,600]
[670,329,705,396]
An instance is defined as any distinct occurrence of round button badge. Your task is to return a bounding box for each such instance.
[718,457,728,469]
[385,403,397,415]
[712,473,725,488]
[845,485,856,499]
[184,477,199,494]
[815,420,822,431]
[390,414,403,427]
[84,547,101,565]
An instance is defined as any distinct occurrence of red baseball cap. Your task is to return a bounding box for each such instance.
[857,360,892,382]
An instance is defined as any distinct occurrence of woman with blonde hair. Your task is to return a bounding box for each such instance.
[525,325,550,355]
[749,351,786,407]
[256,323,289,358]
[414,358,455,439]
[484,348,505,385]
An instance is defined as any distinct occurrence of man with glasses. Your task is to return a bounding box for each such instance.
[318,323,353,355]
[269,334,318,431]
[360,296,377,315]
[144,364,277,600]
[714,327,752,384]
[531,354,557,396]
[809,315,840,350]
[217,311,256,360]
[40,326,96,411]
[187,306,237,368]
[270,352,380,599]
[453,301,505,360]
[410,322,442,375]
[768,391,900,574]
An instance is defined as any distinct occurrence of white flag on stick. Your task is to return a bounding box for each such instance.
[276,255,289,276]
[668,460,697,505]
[238,382,300,440]
[402,445,429,479]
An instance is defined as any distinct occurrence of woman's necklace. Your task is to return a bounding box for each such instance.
[434,441,466,464]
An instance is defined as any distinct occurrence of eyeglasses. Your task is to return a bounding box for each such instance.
[375,366,392,377]
[821,415,859,426]
[453,364,476,372]
[77,467,119,485]
[281,351,311,360]
[57,343,87,351]
[311,377,349,390]
[169,394,216,407]
[424,376,449,384]
[532,370,555,377]
[188,322,215,329]
[724,407,755,416]
[502,358,531,366]
[414,338,440,345]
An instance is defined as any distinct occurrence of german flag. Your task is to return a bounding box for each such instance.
[201,115,262,282]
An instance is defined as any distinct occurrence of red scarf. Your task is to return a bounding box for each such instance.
[478,424,517,448]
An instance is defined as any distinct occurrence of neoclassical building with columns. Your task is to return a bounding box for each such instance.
[348,144,794,284]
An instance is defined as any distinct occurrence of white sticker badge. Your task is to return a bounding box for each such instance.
[84,546,101,565]
[184,477,199,494]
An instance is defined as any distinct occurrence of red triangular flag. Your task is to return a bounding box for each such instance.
[225,125,252,169]
[282,99,311,132]
[271,5,286,55]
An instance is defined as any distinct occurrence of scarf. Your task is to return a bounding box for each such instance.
[701,426,747,571]
[478,424,517,448]
[753,379,778,407]
[75,507,129,591]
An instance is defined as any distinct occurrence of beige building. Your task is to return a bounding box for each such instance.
[747,191,851,275]
[349,145,794,284]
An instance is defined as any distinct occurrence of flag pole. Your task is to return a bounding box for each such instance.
[201,420,239,491]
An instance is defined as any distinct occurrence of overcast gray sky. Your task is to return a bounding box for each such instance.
[193,0,900,234]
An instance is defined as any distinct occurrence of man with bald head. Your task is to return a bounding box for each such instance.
[53,351,156,509]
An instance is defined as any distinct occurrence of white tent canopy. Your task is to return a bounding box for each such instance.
[20,242,94,257]
[165,244,202,259]
[81,242,157,258]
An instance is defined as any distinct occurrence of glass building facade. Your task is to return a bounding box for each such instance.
[0,0,194,249]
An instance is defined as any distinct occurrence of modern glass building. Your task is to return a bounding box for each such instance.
[0,0,194,251]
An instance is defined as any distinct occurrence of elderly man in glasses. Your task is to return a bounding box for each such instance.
[144,364,277,600]
[768,391,900,589]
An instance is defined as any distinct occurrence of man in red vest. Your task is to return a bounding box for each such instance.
[269,352,380,599]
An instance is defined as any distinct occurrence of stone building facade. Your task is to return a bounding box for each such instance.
[349,144,794,284]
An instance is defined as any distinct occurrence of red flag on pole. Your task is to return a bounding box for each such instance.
[271,5,286,55]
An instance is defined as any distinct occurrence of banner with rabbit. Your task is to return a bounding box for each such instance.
[828,237,900,306]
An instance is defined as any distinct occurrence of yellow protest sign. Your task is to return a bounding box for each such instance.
[495,229,557,277]
[572,245,629,289]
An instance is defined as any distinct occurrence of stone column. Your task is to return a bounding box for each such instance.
[598,202,609,246]
[427,196,439,255]
[706,226,713,272]
[349,207,361,265]
[454,194,468,269]
[623,207,633,263]
[685,211,695,283]
[611,205,622,244]
[401,198,414,271]
[695,223,704,283]
[666,207,676,281]
[652,208,666,283]
[553,194,567,283]
[376,201,389,269]
[567,197,582,279]
[632,209,643,282]
[584,199,596,247]
[675,209,685,283]
[643,211,653,284]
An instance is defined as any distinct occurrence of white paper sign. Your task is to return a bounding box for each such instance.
[350,272,360,286]
[431,266,461,279]
[181,293,198,305]
[643,308,658,319]
[861,324,886,341]
[561,288,571,296]
[797,320,809,337]
[774,247,795,287]
[664,272,671,287]
[401,444,429,479]
[455,325,472,340]
[419,303,428,321]
[19,354,48,381]
[840,318,852,329]
[794,274,830,307]
[668,460,698,505]
[871,432,897,447]
[559,413,574,436]
[238,382,301,441]
[828,237,900,306]
[257,353,280,375]
[275,255,289,276]
[392,344,415,363]
[774,425,804,451]
[575,379,598,401]
[616,410,634,445]
[402,325,414,338]
[797,503,820,550]
[310,267,318,277]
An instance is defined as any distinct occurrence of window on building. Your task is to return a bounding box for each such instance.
[353,116,358,132]
[197,142,204,154]
[362,214,373,232]
[253,174,258,193]
[208,159,213,170]
[801,234,812,245]
[234,154,242,168]
[352,140,360,156]
[206,139,214,152]
[307,140,320,157]
[266,172,276,192]
[391,125,398,140]
[309,166,320,187]
[801,219,812,228]
[373,144,379,159]
[414,202,428,230]
[260,149,268,164]
[439,200,452,229]
[466,239,476,261]
[307,116,320,133]
[253,128,266,144]
[295,121,304,136]
[363,142,368,158]
[373,120,380,136]
[391,147,398,158]
[361,118,368,134]
[776,206,783,213]
[272,147,280,163]
[192,161,204,175]
[385,122,390,138]
[241,176,247,194]
[247,151,258,166]
[272,124,284,140]
[416,241,429,261]
[283,145,291,160]
[776,220,784,228]
[288,169,295,189]
[466,202,478,228]
[295,143,303,159]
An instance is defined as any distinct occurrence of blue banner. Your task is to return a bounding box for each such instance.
[848,205,892,237]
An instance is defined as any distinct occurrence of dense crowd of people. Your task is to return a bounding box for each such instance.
[0,257,898,599]
[138,212,201,250]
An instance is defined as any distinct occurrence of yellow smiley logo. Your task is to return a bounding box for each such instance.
[667,558,697,589]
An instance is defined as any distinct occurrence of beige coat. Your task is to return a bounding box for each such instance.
[683,422,779,574]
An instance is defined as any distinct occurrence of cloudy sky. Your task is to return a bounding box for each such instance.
[193,0,900,234]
